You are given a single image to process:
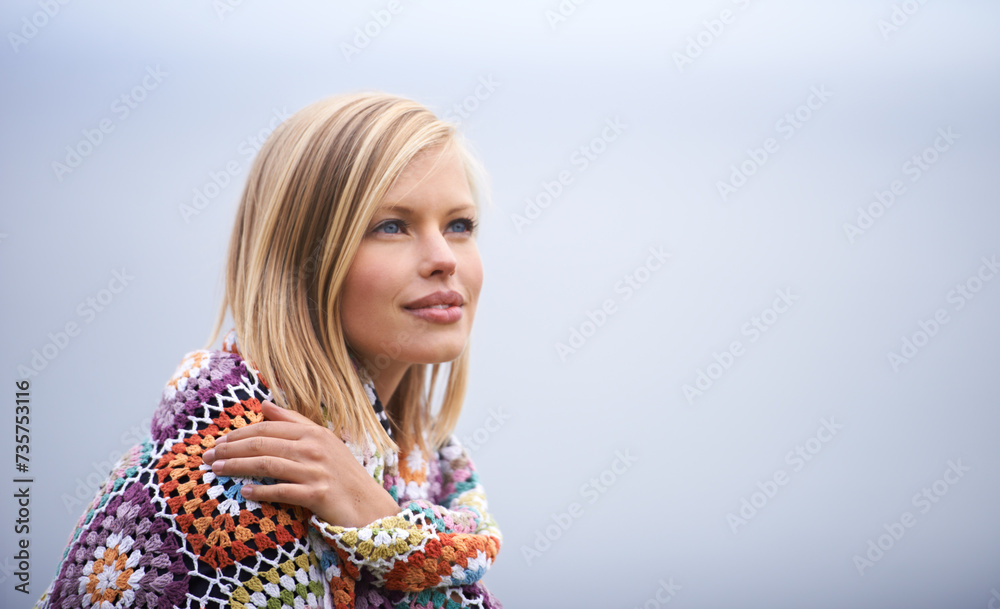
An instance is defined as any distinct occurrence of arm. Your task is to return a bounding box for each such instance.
[36,349,325,609]
[309,435,502,591]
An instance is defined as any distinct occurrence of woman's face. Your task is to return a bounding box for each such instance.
[341,143,483,379]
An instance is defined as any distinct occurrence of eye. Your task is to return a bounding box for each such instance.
[447,217,478,234]
[373,219,408,235]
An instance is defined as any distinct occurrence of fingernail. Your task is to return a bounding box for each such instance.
[240,485,253,497]
[215,435,228,444]
[203,448,215,462]
[211,459,226,472]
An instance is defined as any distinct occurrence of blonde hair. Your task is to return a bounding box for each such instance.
[204,91,489,456]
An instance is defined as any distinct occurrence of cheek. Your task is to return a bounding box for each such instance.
[341,255,392,341]
[464,249,485,300]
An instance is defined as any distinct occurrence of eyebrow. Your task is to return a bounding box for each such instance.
[378,202,477,215]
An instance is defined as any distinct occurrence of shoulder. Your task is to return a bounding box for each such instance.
[436,434,474,472]
[41,436,193,609]
[436,434,467,462]
[435,435,484,504]
[45,343,325,609]
[150,347,270,443]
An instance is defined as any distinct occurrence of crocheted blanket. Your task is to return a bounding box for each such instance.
[34,330,502,609]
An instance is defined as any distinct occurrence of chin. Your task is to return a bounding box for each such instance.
[405,339,468,365]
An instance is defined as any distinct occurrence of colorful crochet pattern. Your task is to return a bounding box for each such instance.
[35,329,502,609]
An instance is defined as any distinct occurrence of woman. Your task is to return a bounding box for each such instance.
[36,92,503,609]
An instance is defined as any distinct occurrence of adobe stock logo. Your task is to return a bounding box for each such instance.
[521,449,638,565]
[852,459,970,576]
[843,127,959,244]
[672,0,755,73]
[544,0,590,30]
[61,418,151,513]
[51,66,168,182]
[16,269,135,378]
[631,578,682,609]
[555,246,670,361]
[726,417,843,534]
[682,288,798,404]
[461,406,510,453]
[715,86,832,202]
[877,0,931,40]
[179,107,291,223]
[8,0,73,53]
[511,117,626,234]
[887,255,997,371]
[212,0,246,21]
[340,0,404,61]
[442,75,500,128]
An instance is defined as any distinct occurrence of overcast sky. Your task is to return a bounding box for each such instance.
[2,2,999,608]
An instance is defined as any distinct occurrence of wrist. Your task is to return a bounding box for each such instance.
[332,485,400,528]
[347,488,401,528]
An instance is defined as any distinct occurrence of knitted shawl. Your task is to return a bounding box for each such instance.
[34,329,502,609]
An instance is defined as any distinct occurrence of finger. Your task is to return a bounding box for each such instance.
[216,401,311,444]
[206,435,302,465]
[260,400,313,424]
[216,418,304,445]
[239,481,312,510]
[210,453,311,482]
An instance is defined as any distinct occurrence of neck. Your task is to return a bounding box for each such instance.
[370,361,409,405]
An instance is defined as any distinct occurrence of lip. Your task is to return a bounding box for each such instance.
[403,290,464,324]
[403,290,464,309]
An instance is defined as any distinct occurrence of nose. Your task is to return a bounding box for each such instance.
[418,230,457,278]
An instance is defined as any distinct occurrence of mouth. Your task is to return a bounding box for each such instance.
[403,290,464,310]
[403,291,465,323]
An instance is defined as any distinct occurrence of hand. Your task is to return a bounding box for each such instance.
[201,400,401,528]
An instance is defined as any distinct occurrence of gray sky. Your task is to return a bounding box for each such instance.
[2,2,999,608]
